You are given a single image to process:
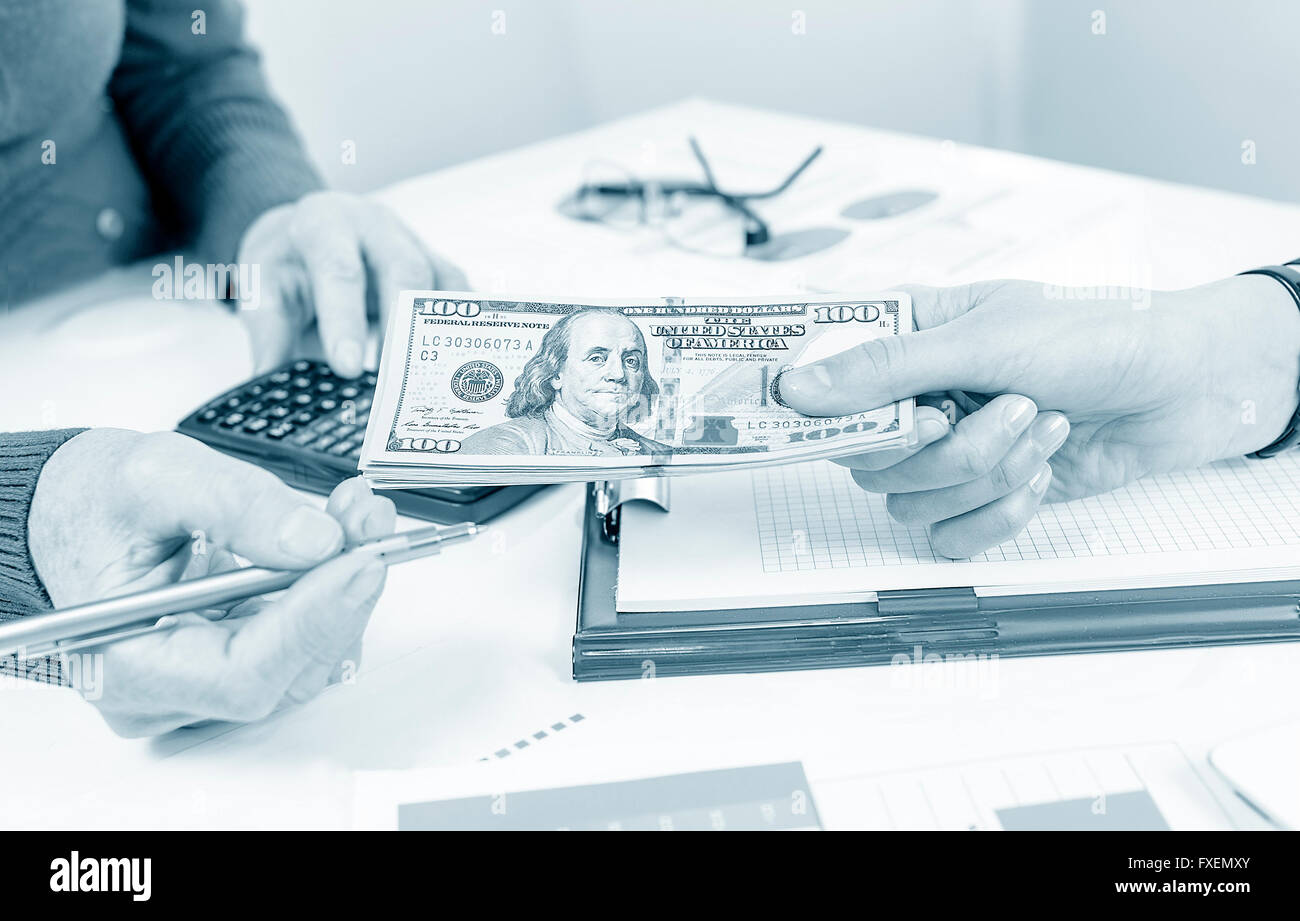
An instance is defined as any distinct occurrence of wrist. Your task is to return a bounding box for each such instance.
[1223,273,1300,456]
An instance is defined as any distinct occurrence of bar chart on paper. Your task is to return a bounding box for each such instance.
[394,762,821,831]
[809,742,1237,830]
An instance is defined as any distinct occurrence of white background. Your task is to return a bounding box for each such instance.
[247,0,1300,204]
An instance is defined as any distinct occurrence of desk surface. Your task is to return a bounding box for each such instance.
[3,100,1298,829]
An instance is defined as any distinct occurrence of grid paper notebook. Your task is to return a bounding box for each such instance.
[751,454,1300,573]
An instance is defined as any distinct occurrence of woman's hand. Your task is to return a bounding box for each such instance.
[27,429,397,737]
[236,191,468,377]
[778,275,1300,557]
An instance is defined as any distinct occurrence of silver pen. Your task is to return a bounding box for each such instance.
[0,521,480,659]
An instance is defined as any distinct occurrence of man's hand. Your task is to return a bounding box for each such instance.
[236,191,468,377]
[27,429,397,737]
[779,276,1300,558]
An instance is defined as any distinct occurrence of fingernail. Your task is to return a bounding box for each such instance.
[1003,396,1035,433]
[919,417,947,442]
[331,339,364,376]
[779,364,833,403]
[278,506,343,561]
[1034,414,1070,452]
[345,561,385,601]
[1030,464,1052,494]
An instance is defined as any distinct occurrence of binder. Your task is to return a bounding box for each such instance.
[572,481,1300,681]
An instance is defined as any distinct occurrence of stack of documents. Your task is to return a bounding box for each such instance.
[360,291,915,486]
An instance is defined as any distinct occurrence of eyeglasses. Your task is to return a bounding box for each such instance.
[559,138,833,259]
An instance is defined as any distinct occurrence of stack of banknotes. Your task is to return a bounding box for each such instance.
[359,291,916,486]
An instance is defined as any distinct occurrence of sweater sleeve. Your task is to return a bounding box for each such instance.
[108,0,325,269]
[0,429,86,618]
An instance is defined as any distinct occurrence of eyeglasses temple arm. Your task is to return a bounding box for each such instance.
[740,145,825,200]
[688,136,722,193]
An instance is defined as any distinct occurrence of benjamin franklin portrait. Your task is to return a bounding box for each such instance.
[459,308,672,457]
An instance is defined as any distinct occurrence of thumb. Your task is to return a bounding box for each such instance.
[130,433,344,569]
[779,284,1001,416]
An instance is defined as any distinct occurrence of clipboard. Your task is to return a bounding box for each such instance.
[573,481,1300,681]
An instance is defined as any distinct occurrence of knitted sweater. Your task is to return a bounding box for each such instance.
[0,429,85,618]
[0,0,323,306]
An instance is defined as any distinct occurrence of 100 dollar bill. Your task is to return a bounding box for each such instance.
[360,292,915,478]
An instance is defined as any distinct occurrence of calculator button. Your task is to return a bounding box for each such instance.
[267,424,294,439]
[310,434,339,451]
[269,371,291,384]
[268,405,291,419]
[316,367,333,378]
[220,413,245,427]
[222,396,242,409]
[328,439,360,456]
[292,360,312,373]
[318,398,338,412]
[316,380,335,393]
[246,383,265,396]
[288,428,318,447]
[293,376,313,389]
[268,388,289,401]
[242,418,270,433]
[199,409,219,423]
[292,393,313,406]
[292,411,314,425]
[339,385,360,400]
[243,401,265,415]
[351,396,373,411]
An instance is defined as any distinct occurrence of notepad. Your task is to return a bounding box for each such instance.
[617,454,1300,612]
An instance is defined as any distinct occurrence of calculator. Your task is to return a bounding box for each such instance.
[176,359,546,523]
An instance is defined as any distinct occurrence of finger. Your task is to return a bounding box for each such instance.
[778,282,1013,416]
[236,274,306,374]
[325,475,377,519]
[223,553,387,718]
[929,464,1053,559]
[327,477,397,543]
[104,554,384,726]
[178,547,246,618]
[291,198,369,377]
[832,406,949,473]
[356,207,435,337]
[333,640,363,686]
[358,495,397,541]
[125,432,344,568]
[285,631,365,704]
[848,394,1038,493]
[886,412,1070,525]
[235,229,308,373]
[430,251,469,290]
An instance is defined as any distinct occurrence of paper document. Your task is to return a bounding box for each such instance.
[354,742,1239,831]
[617,454,1300,612]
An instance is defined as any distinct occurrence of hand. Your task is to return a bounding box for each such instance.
[235,190,469,377]
[779,276,1300,557]
[28,429,397,737]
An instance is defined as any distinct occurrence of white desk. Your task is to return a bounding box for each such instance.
[3,100,1299,829]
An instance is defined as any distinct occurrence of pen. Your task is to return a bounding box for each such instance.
[0,521,480,659]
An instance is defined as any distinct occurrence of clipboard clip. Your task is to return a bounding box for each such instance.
[593,478,671,544]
